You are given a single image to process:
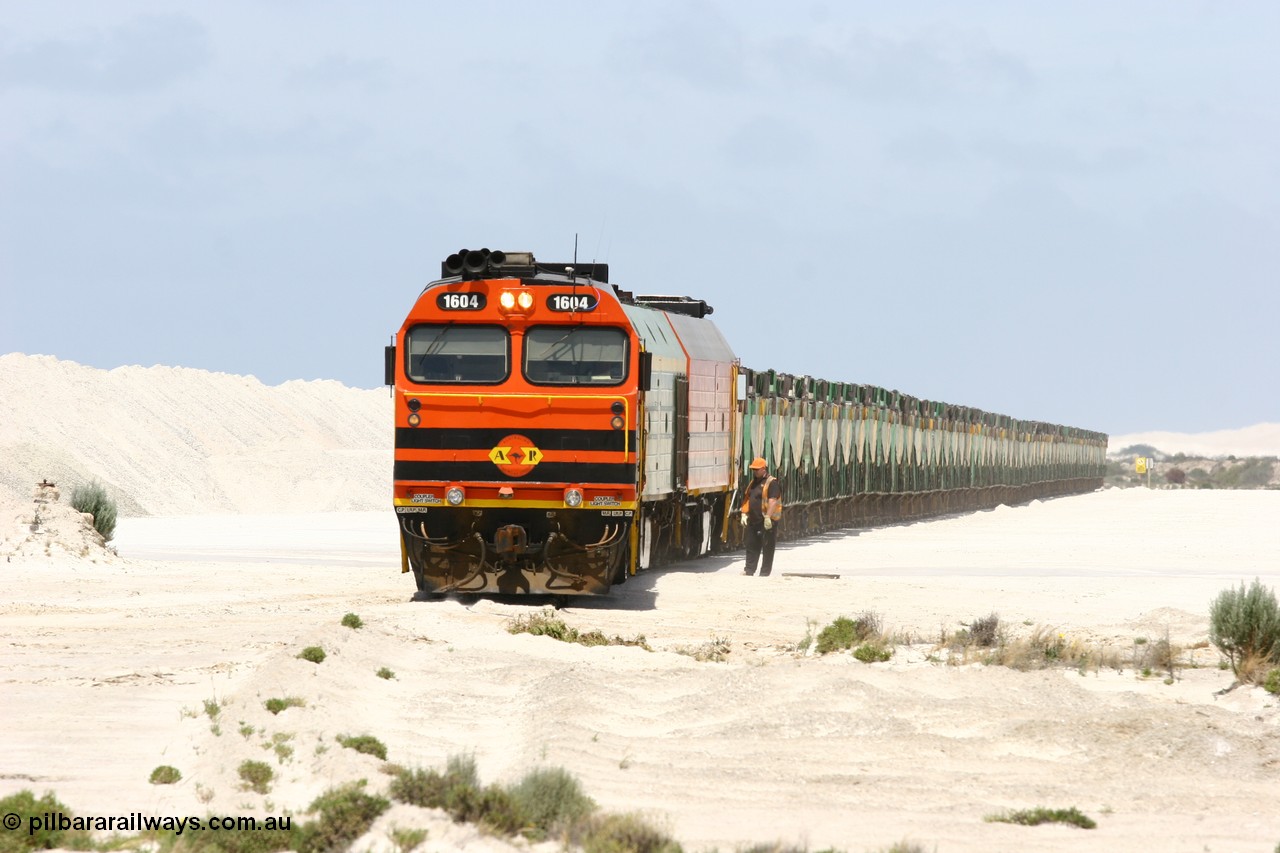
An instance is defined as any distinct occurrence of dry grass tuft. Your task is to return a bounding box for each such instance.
[508,610,650,650]
[967,613,1000,647]
[936,622,1194,679]
[674,637,731,662]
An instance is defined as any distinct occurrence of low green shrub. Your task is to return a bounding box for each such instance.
[264,696,306,715]
[815,613,880,654]
[298,646,326,664]
[237,759,274,794]
[508,611,649,649]
[341,613,363,629]
[509,766,597,838]
[0,790,94,851]
[1264,668,1280,695]
[337,734,388,761]
[151,823,293,852]
[985,806,1096,829]
[69,480,118,542]
[386,755,529,835]
[1209,579,1280,677]
[293,781,390,853]
[451,784,526,836]
[852,643,892,663]
[388,766,450,809]
[149,765,181,785]
[574,811,684,853]
[376,667,395,680]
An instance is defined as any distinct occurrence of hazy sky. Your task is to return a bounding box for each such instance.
[2,2,1277,435]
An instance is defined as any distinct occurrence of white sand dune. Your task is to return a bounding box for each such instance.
[2,353,1279,852]
[0,353,391,515]
[1108,423,1280,458]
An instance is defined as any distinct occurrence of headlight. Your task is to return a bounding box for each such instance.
[610,415,624,430]
[407,412,421,427]
[564,488,583,508]
[499,291,516,309]
[446,486,465,506]
[517,290,533,309]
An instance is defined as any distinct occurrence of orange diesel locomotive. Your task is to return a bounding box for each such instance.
[385,249,736,595]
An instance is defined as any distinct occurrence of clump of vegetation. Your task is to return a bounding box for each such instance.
[237,759,274,794]
[1133,633,1178,680]
[337,734,388,761]
[0,790,94,851]
[376,667,396,680]
[264,696,306,715]
[815,613,881,654]
[509,766,597,839]
[984,806,1096,829]
[674,637,731,662]
[341,612,363,629]
[387,754,522,835]
[986,626,1087,670]
[388,826,428,853]
[507,610,650,650]
[70,480,118,542]
[298,646,327,664]
[570,811,684,853]
[388,755,605,841]
[149,765,181,785]
[967,613,1000,647]
[1215,458,1276,489]
[388,753,479,810]
[1209,579,1280,680]
[939,620,1168,675]
[853,643,893,663]
[264,732,295,764]
[1265,668,1280,695]
[293,781,390,853]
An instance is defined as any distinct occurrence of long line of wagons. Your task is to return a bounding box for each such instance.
[385,249,1106,596]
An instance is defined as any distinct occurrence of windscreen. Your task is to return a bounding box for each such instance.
[405,324,509,384]
[523,326,628,385]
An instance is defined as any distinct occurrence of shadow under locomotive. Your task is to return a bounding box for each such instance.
[398,506,631,595]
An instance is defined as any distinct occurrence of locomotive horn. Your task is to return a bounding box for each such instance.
[463,249,490,274]
[488,250,506,266]
[443,252,466,275]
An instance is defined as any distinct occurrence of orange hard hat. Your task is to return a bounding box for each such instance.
[749,457,767,470]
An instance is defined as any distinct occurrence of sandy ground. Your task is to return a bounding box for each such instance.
[2,488,1279,853]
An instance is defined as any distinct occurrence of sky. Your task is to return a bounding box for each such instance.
[1,1,1277,436]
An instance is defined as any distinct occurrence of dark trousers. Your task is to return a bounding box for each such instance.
[744,523,777,576]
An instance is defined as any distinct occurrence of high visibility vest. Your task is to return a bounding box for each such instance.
[740,476,782,521]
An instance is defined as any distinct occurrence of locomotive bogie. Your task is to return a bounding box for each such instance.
[396,504,632,595]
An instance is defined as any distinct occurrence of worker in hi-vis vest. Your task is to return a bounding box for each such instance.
[735,456,782,576]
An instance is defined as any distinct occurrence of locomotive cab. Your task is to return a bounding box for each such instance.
[388,250,642,595]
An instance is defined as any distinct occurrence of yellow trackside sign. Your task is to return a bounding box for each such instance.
[1135,457,1148,474]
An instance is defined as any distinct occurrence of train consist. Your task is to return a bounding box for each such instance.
[386,249,1107,595]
